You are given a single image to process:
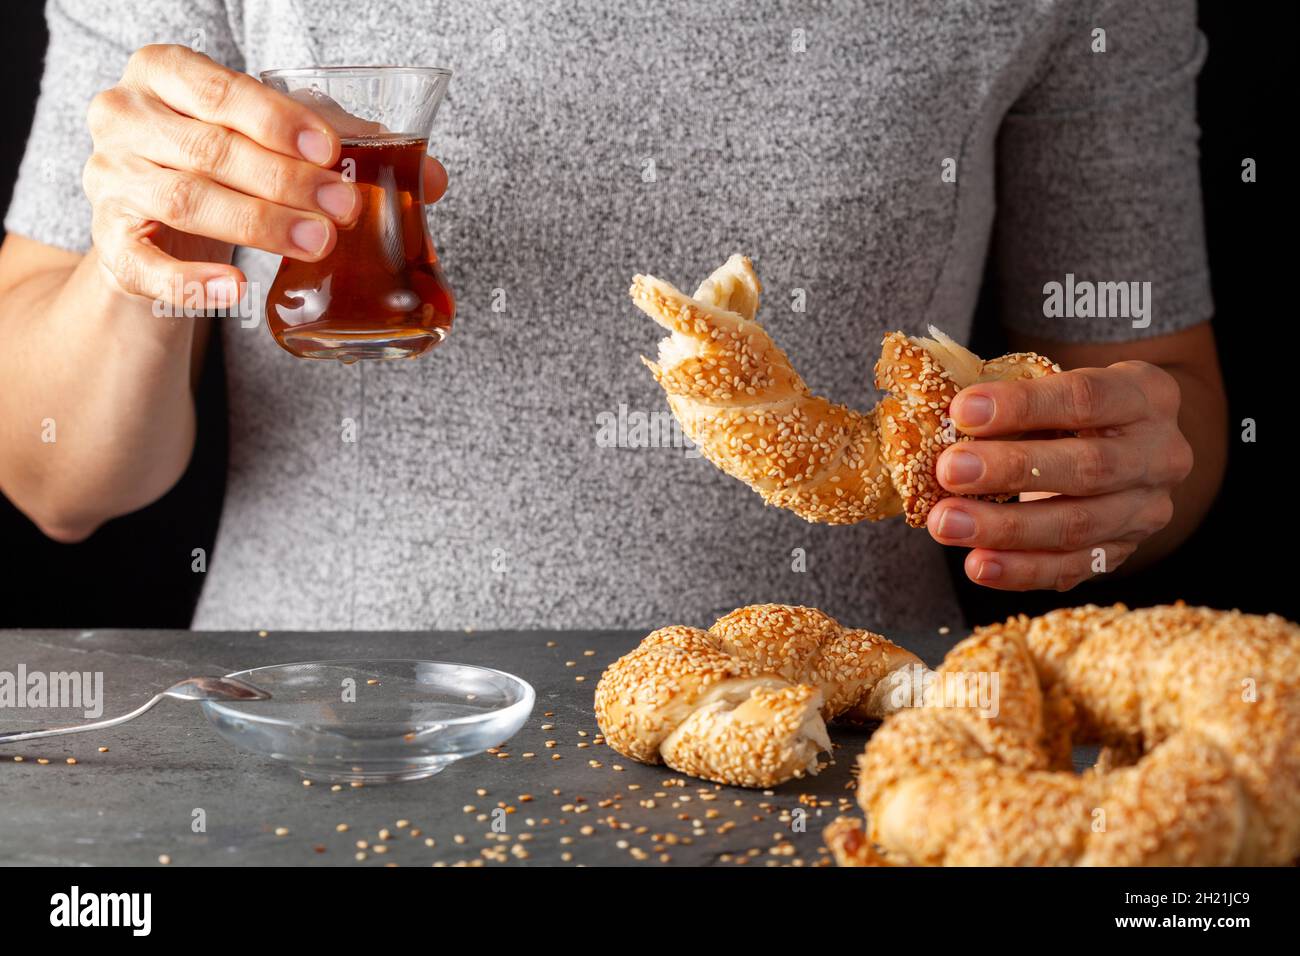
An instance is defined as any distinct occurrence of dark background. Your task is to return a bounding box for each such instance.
[0,2,1288,628]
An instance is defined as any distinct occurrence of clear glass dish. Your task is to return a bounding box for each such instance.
[200,660,534,783]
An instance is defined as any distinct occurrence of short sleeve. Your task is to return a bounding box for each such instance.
[993,0,1213,343]
[3,0,243,254]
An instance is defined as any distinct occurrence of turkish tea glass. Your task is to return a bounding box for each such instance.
[259,67,454,362]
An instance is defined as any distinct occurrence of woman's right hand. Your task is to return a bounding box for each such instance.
[82,44,363,309]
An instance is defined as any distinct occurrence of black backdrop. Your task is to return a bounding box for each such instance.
[0,2,1288,628]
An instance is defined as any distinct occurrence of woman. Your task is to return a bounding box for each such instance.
[0,0,1223,633]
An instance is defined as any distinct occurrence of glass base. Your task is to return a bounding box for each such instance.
[278,326,447,363]
[290,755,463,784]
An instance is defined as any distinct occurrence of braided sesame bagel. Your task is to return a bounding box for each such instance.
[825,603,1300,866]
[630,255,1059,527]
[594,604,924,788]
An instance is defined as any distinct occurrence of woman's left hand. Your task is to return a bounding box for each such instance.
[927,361,1194,591]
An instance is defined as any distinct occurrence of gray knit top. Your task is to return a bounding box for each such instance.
[6,0,1213,634]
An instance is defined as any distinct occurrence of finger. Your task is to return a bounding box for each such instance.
[928,491,1173,552]
[937,436,1147,497]
[123,45,339,166]
[421,154,448,204]
[95,213,245,308]
[125,100,360,224]
[109,154,337,260]
[950,366,1147,436]
[962,542,1139,592]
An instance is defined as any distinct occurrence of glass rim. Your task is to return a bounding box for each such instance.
[259,65,452,81]
[204,659,535,731]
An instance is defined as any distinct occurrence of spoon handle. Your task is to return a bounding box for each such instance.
[0,694,164,744]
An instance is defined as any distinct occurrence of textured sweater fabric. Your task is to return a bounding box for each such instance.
[6,0,1213,634]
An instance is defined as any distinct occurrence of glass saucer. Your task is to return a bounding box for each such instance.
[200,660,534,783]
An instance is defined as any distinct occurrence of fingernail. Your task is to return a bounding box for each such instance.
[937,509,976,540]
[944,450,984,485]
[975,559,1003,581]
[317,182,357,219]
[297,129,332,165]
[956,394,994,428]
[290,219,328,255]
[205,277,238,305]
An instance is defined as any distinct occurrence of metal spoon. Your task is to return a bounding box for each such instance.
[0,676,271,744]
